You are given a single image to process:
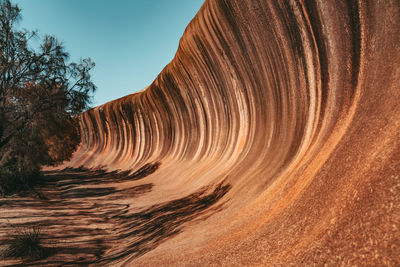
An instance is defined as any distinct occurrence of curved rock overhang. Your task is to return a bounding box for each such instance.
[51,0,400,265]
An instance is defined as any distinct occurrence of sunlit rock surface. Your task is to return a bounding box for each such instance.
[3,0,399,265]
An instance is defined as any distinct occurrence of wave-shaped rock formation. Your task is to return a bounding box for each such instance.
[10,0,399,265]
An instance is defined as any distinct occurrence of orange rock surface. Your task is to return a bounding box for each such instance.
[2,0,399,265]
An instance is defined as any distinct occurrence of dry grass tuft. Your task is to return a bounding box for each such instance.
[1,226,48,260]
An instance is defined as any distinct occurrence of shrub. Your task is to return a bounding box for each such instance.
[0,157,41,196]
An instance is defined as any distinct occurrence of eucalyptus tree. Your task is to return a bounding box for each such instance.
[0,0,96,194]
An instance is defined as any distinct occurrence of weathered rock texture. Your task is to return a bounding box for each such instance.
[68,0,400,265]
[4,0,399,266]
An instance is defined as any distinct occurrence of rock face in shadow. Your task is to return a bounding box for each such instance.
[39,0,399,265]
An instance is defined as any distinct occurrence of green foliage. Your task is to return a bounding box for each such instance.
[0,0,96,195]
[1,226,47,260]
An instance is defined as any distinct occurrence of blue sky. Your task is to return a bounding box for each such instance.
[12,0,204,106]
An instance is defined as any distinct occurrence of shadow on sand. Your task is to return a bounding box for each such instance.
[0,162,231,266]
